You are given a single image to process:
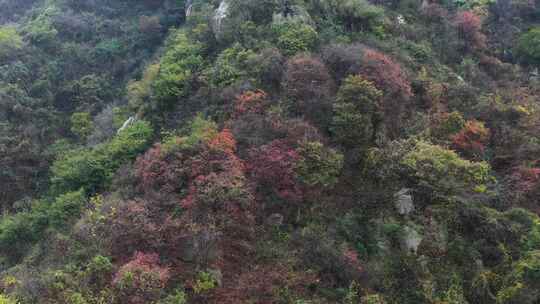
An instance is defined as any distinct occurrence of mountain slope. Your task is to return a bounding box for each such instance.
[1,0,540,303]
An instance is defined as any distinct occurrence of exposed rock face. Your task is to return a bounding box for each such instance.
[208,268,223,287]
[397,14,406,25]
[266,213,284,227]
[117,116,135,134]
[402,225,422,254]
[185,0,193,17]
[213,0,229,38]
[272,4,312,25]
[395,188,414,215]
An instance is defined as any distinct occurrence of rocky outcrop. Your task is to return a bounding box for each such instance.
[212,0,229,38]
[395,188,414,215]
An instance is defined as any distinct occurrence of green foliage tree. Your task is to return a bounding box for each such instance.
[70,112,94,141]
[331,75,382,148]
[22,5,58,47]
[0,26,22,61]
[40,255,114,304]
[70,74,112,109]
[516,27,540,65]
[401,140,492,196]
[295,141,344,188]
[161,114,218,153]
[127,63,160,111]
[0,190,86,262]
[154,30,204,109]
[329,0,385,32]
[0,209,45,262]
[193,271,217,294]
[432,111,466,140]
[273,21,318,56]
[208,43,256,87]
[496,251,540,303]
[93,39,123,62]
[0,294,17,304]
[361,294,386,304]
[48,189,87,229]
[51,121,153,195]
[159,290,187,304]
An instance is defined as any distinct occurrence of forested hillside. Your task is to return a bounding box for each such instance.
[1,0,540,303]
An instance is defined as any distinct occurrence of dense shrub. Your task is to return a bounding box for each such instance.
[106,199,162,260]
[51,121,153,195]
[401,140,492,196]
[0,189,86,262]
[113,252,170,304]
[159,290,187,304]
[294,226,364,285]
[4,0,540,303]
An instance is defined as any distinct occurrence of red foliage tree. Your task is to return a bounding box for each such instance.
[107,200,162,261]
[509,165,540,213]
[511,166,540,193]
[454,11,486,51]
[283,55,335,122]
[343,247,363,273]
[451,120,490,159]
[135,144,186,194]
[284,55,333,101]
[234,90,268,117]
[210,264,319,304]
[247,139,303,204]
[361,49,412,99]
[177,127,253,229]
[361,48,413,138]
[122,126,257,285]
[421,2,449,21]
[208,128,237,154]
[177,129,256,273]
